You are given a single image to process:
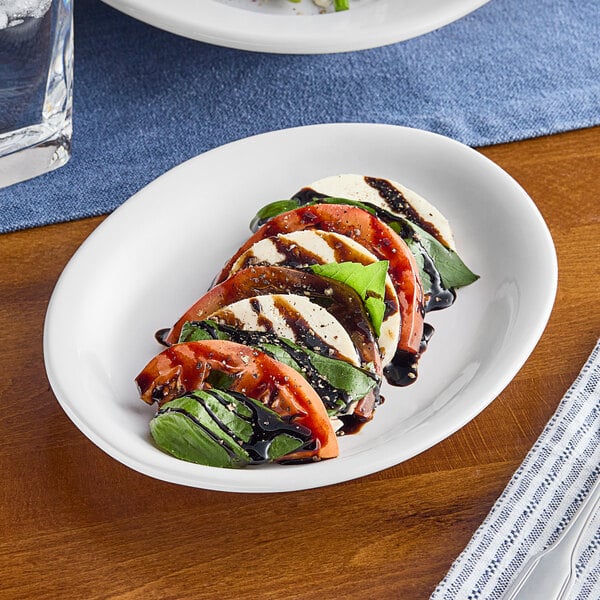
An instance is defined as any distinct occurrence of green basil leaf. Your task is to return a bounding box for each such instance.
[407,220,479,289]
[150,412,250,468]
[300,346,376,408]
[267,434,305,460]
[179,320,227,342]
[205,369,236,390]
[151,393,252,468]
[160,392,253,441]
[151,390,313,467]
[259,342,301,371]
[249,199,301,232]
[405,236,433,293]
[309,261,388,337]
[334,0,350,10]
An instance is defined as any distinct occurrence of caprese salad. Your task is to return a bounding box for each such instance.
[135,174,478,469]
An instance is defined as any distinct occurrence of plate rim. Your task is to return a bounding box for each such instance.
[43,122,558,493]
[100,0,491,54]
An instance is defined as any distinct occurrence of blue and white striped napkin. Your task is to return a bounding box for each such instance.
[431,339,600,600]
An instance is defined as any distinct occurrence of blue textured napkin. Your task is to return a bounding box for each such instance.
[1,0,599,233]
[431,339,600,600]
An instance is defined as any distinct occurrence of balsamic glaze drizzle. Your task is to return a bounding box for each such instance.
[158,388,313,464]
[291,178,462,385]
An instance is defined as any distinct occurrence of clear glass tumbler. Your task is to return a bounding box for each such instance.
[0,0,73,189]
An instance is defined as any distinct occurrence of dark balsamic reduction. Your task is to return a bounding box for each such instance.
[383,348,419,387]
[383,324,435,386]
[420,322,435,354]
[248,297,277,334]
[275,230,369,266]
[155,328,170,346]
[337,414,372,436]
[273,295,344,359]
[418,242,456,312]
[292,188,328,206]
[208,389,313,463]
[364,177,446,246]
[271,235,323,268]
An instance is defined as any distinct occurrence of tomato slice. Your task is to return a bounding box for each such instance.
[136,340,339,460]
[215,204,424,356]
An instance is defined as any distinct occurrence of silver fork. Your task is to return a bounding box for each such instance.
[503,476,600,600]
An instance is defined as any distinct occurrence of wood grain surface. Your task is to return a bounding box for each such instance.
[1,126,598,600]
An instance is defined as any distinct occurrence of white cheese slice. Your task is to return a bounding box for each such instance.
[304,173,456,250]
[208,293,361,367]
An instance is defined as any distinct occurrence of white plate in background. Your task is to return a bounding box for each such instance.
[101,0,490,54]
[44,123,557,493]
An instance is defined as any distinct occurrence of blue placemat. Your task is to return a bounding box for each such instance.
[1,0,599,234]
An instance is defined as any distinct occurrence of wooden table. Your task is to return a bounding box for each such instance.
[1,126,599,600]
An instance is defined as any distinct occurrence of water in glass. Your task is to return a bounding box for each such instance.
[0,0,73,188]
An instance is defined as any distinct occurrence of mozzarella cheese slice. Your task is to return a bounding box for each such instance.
[208,293,361,367]
[229,230,400,366]
[301,173,456,250]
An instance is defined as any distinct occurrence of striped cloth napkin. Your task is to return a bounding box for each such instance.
[431,339,600,600]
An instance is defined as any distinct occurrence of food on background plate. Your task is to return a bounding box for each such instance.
[288,0,350,12]
[136,174,479,468]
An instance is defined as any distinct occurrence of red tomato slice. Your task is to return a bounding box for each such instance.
[215,204,424,356]
[136,340,339,460]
